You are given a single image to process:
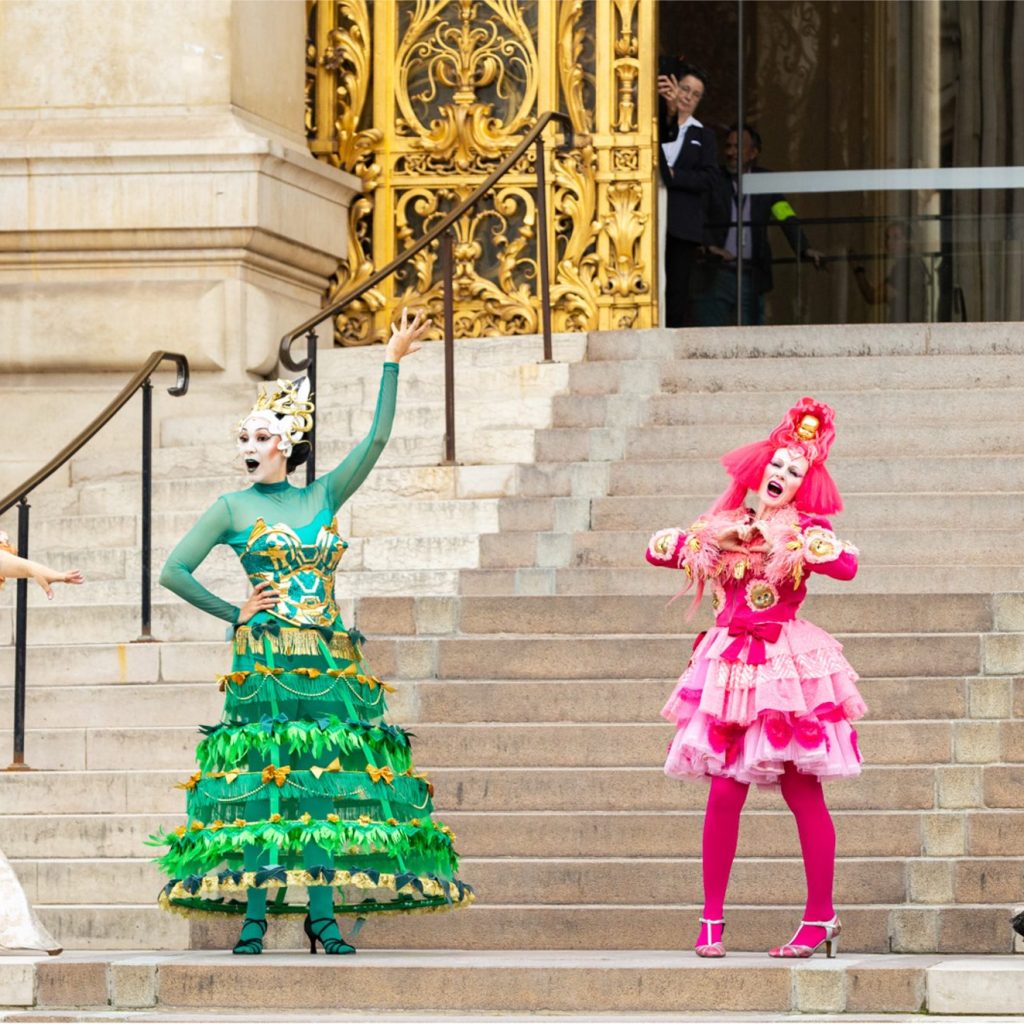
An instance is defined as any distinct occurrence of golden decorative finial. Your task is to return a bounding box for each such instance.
[795,414,820,441]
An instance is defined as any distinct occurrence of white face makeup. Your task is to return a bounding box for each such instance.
[757,446,809,508]
[238,415,288,484]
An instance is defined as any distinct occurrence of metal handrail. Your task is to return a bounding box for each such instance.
[279,110,575,473]
[1,351,190,769]
[0,352,188,514]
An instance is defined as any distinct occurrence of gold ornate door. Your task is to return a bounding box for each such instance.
[306,0,658,343]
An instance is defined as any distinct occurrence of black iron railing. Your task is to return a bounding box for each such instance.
[280,111,575,478]
[0,351,189,769]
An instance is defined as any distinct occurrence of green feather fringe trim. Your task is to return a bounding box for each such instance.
[184,768,432,821]
[195,715,412,773]
[148,815,458,878]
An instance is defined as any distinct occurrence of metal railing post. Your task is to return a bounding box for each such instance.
[305,329,318,484]
[9,498,30,770]
[1,351,189,768]
[138,378,154,640]
[535,134,554,363]
[441,229,456,465]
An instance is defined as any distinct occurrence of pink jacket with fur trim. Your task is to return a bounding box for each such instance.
[646,507,858,629]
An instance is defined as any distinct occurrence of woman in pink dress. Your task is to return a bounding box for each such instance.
[645,398,865,960]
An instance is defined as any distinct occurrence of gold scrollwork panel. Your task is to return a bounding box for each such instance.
[306,0,658,343]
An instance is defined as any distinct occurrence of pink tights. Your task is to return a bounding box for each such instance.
[697,763,836,950]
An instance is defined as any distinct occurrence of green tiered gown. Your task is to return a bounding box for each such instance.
[151,362,473,923]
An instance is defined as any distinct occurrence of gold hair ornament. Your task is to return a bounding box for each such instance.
[795,414,820,441]
[240,377,314,455]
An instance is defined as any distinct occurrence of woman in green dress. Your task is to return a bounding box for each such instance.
[154,310,473,954]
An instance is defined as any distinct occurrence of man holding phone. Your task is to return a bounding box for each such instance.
[657,58,719,328]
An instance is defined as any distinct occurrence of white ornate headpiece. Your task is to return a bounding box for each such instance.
[240,377,314,456]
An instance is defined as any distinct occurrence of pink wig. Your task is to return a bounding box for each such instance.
[710,397,843,515]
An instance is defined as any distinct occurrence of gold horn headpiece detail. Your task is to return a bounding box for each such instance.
[240,377,314,455]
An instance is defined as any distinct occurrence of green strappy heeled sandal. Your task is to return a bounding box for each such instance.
[232,916,268,955]
[303,915,355,955]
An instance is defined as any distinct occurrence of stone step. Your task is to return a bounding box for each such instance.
[0,814,179,859]
[6,715,995,772]
[10,853,955,910]
[2,622,1007,696]
[45,481,510,537]
[587,322,1024,360]
[0,673,994,732]
[658,354,1024,395]
[396,632,987,680]
[589,492,1024,532]
[514,454,1023,502]
[0,624,1000,681]
[2,563,461,605]
[428,630,987,679]
[534,422,1024,463]
[381,675,998,727]
[2,764,1015,817]
[24,512,487,569]
[606,456,1023,497]
[10,806,1015,861]
[314,332,584,377]
[10,582,1009,639]
[642,388,1024,428]
[24,901,1019,954]
[66,440,497,489]
[624,422,1024,459]
[549,386,1024,431]
[553,528,1018,570]
[349,498,501,538]
[458,564,1024,598]
[563,355,1024,401]
[13,950,1024,1014]
[354,592,1019,637]
[162,399,557,450]
[70,443,522,497]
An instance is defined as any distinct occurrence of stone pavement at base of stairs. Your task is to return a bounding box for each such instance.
[3,1011,1024,1024]
[2,951,1024,1020]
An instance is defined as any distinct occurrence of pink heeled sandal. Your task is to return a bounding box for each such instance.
[768,914,841,958]
[695,916,726,958]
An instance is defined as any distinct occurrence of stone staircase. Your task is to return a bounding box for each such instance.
[1,322,1023,1016]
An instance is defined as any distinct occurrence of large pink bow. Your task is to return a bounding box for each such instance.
[721,618,783,666]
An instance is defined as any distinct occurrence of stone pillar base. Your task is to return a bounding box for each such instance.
[0,110,360,377]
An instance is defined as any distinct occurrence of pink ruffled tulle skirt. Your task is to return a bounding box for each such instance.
[661,618,867,787]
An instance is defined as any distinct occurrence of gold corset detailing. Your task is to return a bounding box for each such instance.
[241,517,347,628]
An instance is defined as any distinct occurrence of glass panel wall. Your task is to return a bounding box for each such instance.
[656,0,1024,324]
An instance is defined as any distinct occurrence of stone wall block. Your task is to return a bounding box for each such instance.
[968,677,1013,718]
[936,766,983,808]
[907,859,954,904]
[921,813,965,856]
[953,721,1002,763]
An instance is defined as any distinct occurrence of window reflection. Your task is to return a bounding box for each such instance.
[657,0,1024,324]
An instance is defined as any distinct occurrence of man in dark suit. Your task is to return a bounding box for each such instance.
[693,123,824,326]
[657,63,720,328]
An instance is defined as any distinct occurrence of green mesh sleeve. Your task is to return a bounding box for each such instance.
[159,496,240,624]
[321,362,399,512]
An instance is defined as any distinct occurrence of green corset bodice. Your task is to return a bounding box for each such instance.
[240,515,349,628]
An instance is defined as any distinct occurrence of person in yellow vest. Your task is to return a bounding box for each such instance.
[694,123,825,326]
